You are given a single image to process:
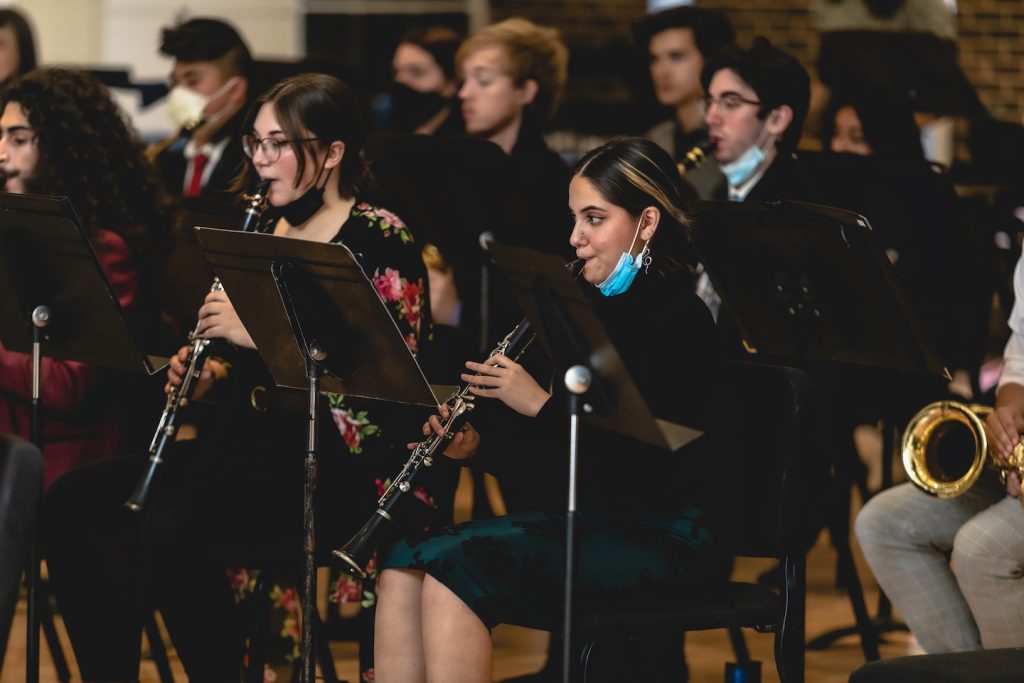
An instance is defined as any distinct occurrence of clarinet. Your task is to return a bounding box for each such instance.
[332,319,535,577]
[124,180,271,511]
[333,259,583,578]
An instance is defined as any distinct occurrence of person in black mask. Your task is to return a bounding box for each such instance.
[42,73,458,683]
[389,25,464,135]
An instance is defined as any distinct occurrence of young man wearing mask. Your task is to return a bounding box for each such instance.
[152,17,252,210]
[701,37,813,204]
[635,5,734,199]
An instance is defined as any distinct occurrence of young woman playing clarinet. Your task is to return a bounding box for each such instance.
[374,137,728,683]
[43,73,457,682]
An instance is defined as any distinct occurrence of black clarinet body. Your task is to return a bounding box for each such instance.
[125,180,271,511]
[332,317,535,578]
[333,260,582,578]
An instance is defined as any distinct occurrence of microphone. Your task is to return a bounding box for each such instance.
[478,231,495,251]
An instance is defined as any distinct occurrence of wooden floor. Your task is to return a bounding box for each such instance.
[0,485,922,683]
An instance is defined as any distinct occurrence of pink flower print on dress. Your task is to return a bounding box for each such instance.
[330,573,362,604]
[328,395,380,454]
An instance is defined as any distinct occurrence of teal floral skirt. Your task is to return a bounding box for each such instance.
[382,507,726,630]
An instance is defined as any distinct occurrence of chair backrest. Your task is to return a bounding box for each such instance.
[699,361,824,559]
[0,433,43,666]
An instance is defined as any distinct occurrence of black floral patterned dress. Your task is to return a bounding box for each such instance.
[188,201,461,679]
[383,266,728,631]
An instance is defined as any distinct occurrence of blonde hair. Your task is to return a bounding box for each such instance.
[456,17,569,122]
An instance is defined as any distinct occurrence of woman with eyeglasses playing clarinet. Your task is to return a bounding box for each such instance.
[374,137,729,683]
[43,73,458,682]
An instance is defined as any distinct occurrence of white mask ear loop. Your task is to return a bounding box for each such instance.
[630,214,653,274]
[754,114,778,153]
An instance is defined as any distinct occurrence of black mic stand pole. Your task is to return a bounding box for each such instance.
[26,305,50,683]
[561,364,591,683]
[478,231,494,354]
[300,349,324,683]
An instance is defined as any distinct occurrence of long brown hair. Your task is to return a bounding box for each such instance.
[236,73,370,199]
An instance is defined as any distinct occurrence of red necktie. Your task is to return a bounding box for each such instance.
[185,153,209,197]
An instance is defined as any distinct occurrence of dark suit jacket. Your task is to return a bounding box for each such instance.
[155,109,248,212]
[714,150,819,205]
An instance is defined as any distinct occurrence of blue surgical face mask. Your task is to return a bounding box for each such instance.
[720,126,775,187]
[720,143,765,187]
[597,216,649,297]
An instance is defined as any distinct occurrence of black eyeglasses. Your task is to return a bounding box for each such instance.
[241,135,319,162]
[702,93,762,113]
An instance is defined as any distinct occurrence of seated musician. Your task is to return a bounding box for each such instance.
[856,250,1024,652]
[0,8,36,87]
[388,24,464,135]
[818,87,985,386]
[374,137,728,683]
[151,17,253,210]
[457,17,571,260]
[694,38,812,321]
[0,65,168,673]
[0,67,170,487]
[42,73,457,682]
[635,4,734,200]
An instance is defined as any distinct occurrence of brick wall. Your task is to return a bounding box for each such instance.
[494,0,1024,125]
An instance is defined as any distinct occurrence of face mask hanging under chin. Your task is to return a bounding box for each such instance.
[278,186,325,226]
[272,155,332,227]
[720,142,765,187]
[596,216,649,297]
[721,125,775,188]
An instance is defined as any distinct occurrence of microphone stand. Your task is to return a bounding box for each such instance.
[25,306,49,683]
[562,365,591,683]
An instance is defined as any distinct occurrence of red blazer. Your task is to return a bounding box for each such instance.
[0,229,137,487]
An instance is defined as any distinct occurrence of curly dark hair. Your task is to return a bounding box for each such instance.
[0,68,173,267]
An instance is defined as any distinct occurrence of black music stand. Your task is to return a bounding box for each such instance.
[0,193,160,682]
[194,227,448,683]
[488,243,703,683]
[689,199,949,660]
[159,207,247,332]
